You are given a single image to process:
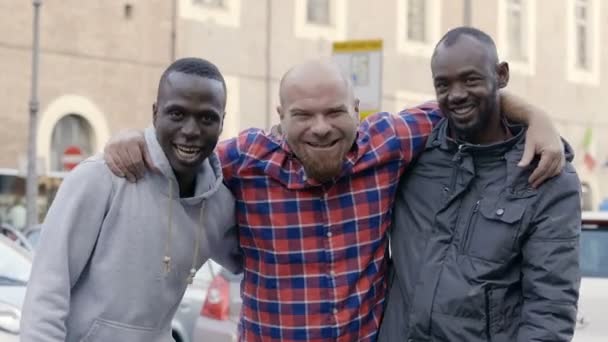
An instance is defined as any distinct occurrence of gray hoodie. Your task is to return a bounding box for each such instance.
[20,127,241,342]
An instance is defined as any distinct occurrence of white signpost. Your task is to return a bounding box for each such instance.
[332,39,383,121]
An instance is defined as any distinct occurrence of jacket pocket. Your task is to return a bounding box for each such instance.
[81,318,162,342]
[464,199,526,262]
[485,286,508,342]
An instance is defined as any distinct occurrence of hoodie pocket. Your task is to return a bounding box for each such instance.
[81,318,161,342]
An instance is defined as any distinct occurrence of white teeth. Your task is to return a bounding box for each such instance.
[307,141,336,148]
[453,106,473,115]
[174,145,201,160]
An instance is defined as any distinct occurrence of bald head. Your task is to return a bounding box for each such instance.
[276,59,360,183]
[432,26,499,65]
[279,59,354,107]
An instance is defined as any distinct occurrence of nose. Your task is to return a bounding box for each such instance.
[181,116,200,138]
[310,114,332,138]
[448,83,468,105]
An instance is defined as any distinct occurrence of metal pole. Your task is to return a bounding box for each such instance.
[170,0,177,61]
[463,0,472,26]
[26,0,42,228]
[264,0,272,130]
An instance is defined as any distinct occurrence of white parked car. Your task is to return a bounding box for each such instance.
[0,234,32,342]
[573,211,608,341]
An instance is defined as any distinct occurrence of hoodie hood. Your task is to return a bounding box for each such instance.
[144,127,224,204]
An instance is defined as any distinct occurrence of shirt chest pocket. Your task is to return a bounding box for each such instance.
[463,199,526,263]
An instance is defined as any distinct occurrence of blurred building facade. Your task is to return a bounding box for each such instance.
[0,0,607,212]
[174,0,608,209]
[0,0,173,224]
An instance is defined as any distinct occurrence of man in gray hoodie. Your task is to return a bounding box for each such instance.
[20,57,241,342]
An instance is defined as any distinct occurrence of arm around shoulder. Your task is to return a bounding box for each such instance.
[205,186,242,274]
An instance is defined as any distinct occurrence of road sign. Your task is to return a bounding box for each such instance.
[332,39,383,121]
[62,145,84,171]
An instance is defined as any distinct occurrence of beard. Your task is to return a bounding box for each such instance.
[291,143,347,183]
[450,97,499,142]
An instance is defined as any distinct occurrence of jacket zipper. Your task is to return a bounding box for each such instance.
[447,145,464,194]
[460,200,480,254]
[485,286,493,342]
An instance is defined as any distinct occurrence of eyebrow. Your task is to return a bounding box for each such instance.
[164,103,221,117]
[324,105,348,114]
[434,68,483,80]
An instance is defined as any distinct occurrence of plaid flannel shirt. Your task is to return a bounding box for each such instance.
[217,103,442,341]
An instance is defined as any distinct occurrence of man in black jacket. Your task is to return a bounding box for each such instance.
[379,27,581,342]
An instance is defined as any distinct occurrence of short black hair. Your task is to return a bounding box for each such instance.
[160,57,227,94]
[433,26,498,62]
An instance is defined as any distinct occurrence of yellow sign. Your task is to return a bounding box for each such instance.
[332,39,383,122]
[359,110,377,121]
[332,39,383,53]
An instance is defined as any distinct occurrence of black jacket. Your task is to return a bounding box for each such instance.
[379,119,581,342]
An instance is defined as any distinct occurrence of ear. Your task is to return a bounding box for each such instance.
[277,105,285,120]
[152,103,158,128]
[496,62,510,89]
[219,111,226,135]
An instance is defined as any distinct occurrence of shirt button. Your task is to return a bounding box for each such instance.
[330,270,336,277]
[496,208,505,216]
[327,231,332,238]
[333,308,338,315]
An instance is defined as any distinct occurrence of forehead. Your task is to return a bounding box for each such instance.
[283,74,350,111]
[432,36,494,75]
[159,72,225,105]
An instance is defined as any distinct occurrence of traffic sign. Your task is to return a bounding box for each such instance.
[62,145,84,171]
[332,39,383,121]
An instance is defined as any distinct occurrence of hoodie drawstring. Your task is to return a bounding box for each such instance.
[163,179,206,285]
[163,181,174,273]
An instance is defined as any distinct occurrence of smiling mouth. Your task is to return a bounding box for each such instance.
[450,105,475,117]
[173,144,202,162]
[306,139,339,149]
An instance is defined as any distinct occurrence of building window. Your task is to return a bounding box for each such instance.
[575,0,590,69]
[396,0,440,57]
[179,0,240,27]
[192,0,225,7]
[406,0,426,43]
[506,0,526,61]
[307,0,330,25]
[294,0,346,41]
[566,0,599,84]
[50,114,94,172]
[497,0,536,75]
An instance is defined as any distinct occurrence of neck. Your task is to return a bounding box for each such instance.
[175,171,196,198]
[451,112,508,145]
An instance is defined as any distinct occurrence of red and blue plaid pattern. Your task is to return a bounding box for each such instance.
[217,103,441,341]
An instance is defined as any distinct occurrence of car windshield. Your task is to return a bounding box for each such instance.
[0,238,31,285]
[581,227,608,278]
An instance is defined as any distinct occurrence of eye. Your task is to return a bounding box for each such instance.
[291,111,309,118]
[201,114,216,123]
[465,77,482,86]
[434,82,448,92]
[329,109,346,117]
[169,111,184,120]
